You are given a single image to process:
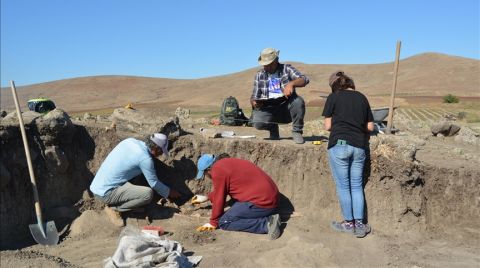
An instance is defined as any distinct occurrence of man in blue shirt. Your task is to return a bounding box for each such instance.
[250,48,310,144]
[90,133,181,226]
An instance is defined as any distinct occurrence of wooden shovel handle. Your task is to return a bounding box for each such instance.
[10,81,44,224]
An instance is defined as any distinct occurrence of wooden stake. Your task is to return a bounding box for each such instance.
[386,41,401,134]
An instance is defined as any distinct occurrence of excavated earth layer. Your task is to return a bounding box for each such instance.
[1,110,479,267]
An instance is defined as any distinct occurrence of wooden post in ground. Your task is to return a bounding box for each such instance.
[386,41,401,134]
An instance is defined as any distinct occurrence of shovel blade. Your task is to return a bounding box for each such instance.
[29,221,59,246]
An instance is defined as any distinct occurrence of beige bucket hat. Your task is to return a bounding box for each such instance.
[258,47,279,65]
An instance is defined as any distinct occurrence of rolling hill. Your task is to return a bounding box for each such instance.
[1,53,479,113]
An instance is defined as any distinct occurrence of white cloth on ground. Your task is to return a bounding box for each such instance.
[104,227,202,268]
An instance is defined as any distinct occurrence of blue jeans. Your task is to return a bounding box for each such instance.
[328,144,366,221]
[218,201,276,234]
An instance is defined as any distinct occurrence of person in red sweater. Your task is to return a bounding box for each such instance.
[194,153,282,240]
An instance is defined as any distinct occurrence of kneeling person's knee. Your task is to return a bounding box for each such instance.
[139,188,154,205]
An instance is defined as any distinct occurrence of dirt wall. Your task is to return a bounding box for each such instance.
[0,111,119,249]
[165,135,479,242]
[1,117,479,249]
[176,136,474,229]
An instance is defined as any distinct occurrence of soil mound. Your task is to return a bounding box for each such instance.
[69,210,120,239]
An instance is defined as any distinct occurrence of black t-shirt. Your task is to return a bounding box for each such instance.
[322,90,374,149]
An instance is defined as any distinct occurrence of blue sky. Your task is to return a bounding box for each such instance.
[1,0,479,87]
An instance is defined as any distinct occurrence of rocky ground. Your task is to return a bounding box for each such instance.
[1,107,479,267]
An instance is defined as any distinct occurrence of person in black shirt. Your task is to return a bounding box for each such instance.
[322,71,374,238]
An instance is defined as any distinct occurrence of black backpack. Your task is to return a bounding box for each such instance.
[27,98,56,114]
[220,96,245,126]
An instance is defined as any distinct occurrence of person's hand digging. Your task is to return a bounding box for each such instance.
[168,189,181,200]
[196,223,216,232]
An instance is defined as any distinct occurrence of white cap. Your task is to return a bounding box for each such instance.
[150,133,169,158]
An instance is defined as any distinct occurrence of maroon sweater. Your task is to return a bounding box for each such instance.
[207,158,279,227]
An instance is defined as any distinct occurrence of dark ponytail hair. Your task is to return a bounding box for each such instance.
[329,71,355,93]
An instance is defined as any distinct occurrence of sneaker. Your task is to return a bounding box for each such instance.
[354,220,371,238]
[331,220,355,234]
[267,214,281,240]
[104,206,125,227]
[267,125,280,140]
[292,132,304,144]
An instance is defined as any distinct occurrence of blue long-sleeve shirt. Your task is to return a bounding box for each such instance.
[90,138,170,198]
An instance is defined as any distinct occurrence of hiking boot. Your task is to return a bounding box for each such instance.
[267,214,281,240]
[354,220,371,238]
[104,206,124,227]
[331,220,354,234]
[292,132,304,144]
[267,125,280,140]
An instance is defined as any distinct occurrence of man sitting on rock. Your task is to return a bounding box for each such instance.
[194,153,282,240]
[90,133,181,226]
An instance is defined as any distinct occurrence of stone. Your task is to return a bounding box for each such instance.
[454,126,479,145]
[448,124,461,136]
[36,109,75,145]
[431,121,461,136]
